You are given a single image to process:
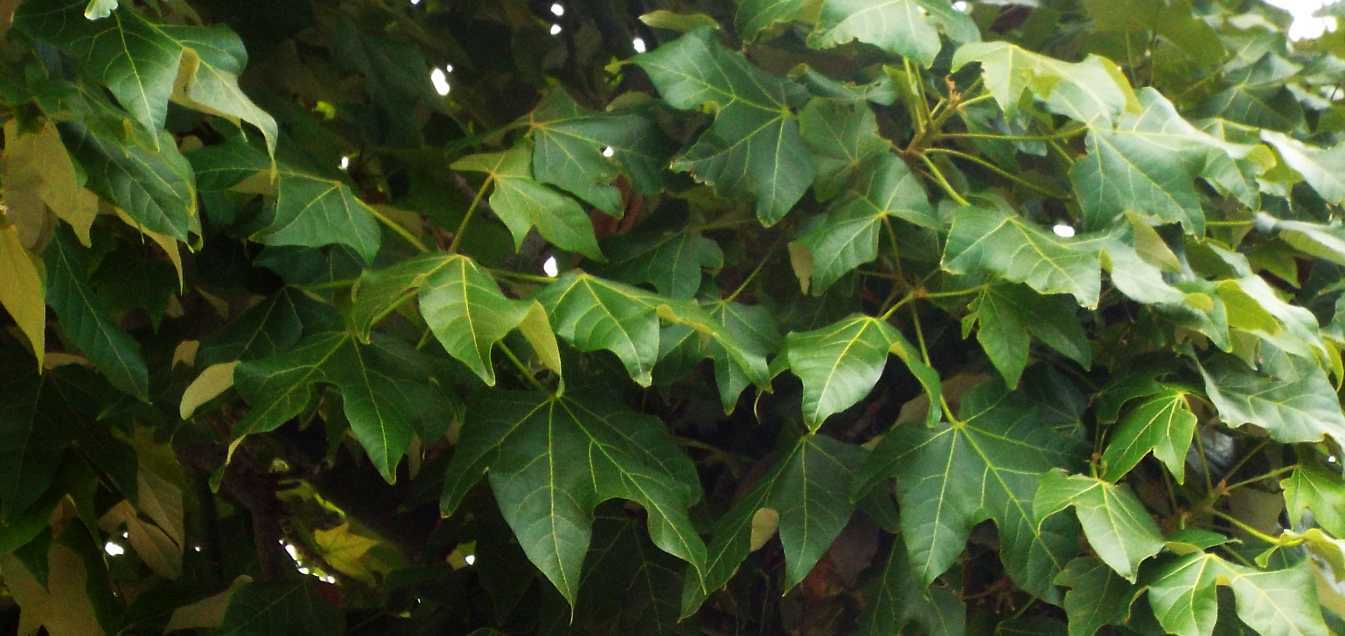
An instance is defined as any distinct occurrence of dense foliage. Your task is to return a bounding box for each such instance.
[3,0,1345,633]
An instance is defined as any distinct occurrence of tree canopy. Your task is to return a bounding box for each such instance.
[3,0,1345,633]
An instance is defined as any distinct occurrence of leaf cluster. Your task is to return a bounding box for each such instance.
[3,0,1345,634]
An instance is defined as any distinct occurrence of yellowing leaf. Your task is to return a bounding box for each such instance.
[2,119,99,247]
[952,41,1138,125]
[171,41,278,160]
[748,507,780,551]
[99,499,183,579]
[134,460,186,550]
[313,522,383,582]
[165,576,253,633]
[0,223,46,367]
[1,539,107,635]
[181,361,238,419]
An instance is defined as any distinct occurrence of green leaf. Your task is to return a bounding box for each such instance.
[1212,275,1324,362]
[197,288,309,367]
[790,64,899,105]
[1199,347,1345,448]
[1099,227,1232,349]
[162,24,278,159]
[808,0,976,67]
[1143,553,1219,636]
[537,273,661,386]
[253,170,382,264]
[634,27,815,226]
[1148,553,1327,636]
[967,283,1030,388]
[966,284,1091,388]
[792,154,936,294]
[1268,528,1345,582]
[1260,131,1345,206]
[1071,89,1208,233]
[798,98,890,201]
[1197,55,1305,133]
[218,579,343,635]
[417,256,555,385]
[1101,387,1197,483]
[1256,213,1345,266]
[233,333,450,483]
[16,0,180,138]
[570,515,689,633]
[942,204,1101,308]
[1083,0,1224,69]
[329,19,440,147]
[187,133,272,191]
[786,313,939,430]
[529,90,668,214]
[736,0,804,40]
[681,433,863,617]
[440,392,706,609]
[951,42,1138,124]
[603,228,723,299]
[858,537,966,636]
[0,371,66,521]
[1055,557,1138,636]
[538,272,767,389]
[707,301,782,413]
[856,380,1081,601]
[64,125,198,242]
[1282,459,1345,539]
[44,228,149,401]
[1034,470,1164,581]
[452,144,602,260]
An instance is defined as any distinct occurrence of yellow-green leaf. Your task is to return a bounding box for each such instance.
[0,223,46,367]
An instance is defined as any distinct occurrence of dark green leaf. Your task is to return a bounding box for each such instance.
[855,380,1083,602]
[0,371,66,521]
[798,98,890,202]
[966,284,1091,388]
[736,0,804,40]
[859,537,966,635]
[1101,386,1197,484]
[64,126,197,242]
[786,313,939,430]
[1055,557,1138,636]
[1282,459,1345,540]
[942,204,1101,308]
[218,579,343,635]
[1148,553,1327,636]
[634,27,815,226]
[233,332,450,483]
[681,433,863,616]
[792,154,936,294]
[1034,470,1164,581]
[440,392,706,608]
[529,89,668,214]
[44,229,149,400]
[453,144,602,260]
[1199,347,1345,449]
[539,272,767,389]
[603,228,723,299]
[253,170,382,264]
